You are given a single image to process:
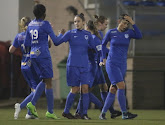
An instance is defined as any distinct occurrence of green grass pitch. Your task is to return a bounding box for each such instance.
[0,108,165,125]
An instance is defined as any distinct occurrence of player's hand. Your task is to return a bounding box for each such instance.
[103,59,106,66]
[99,62,104,66]
[124,16,135,25]
[48,36,52,48]
[99,59,106,66]
[58,29,66,35]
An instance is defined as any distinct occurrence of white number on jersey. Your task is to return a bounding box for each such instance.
[30,29,38,40]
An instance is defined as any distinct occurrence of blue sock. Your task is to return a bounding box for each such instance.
[117,89,127,112]
[27,109,32,115]
[82,93,89,115]
[100,92,107,102]
[45,88,54,114]
[20,92,34,109]
[76,98,80,114]
[89,93,103,109]
[64,92,76,114]
[31,81,45,105]
[101,92,115,113]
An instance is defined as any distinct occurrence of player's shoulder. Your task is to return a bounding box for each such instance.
[69,29,77,34]
[17,32,25,37]
[43,20,50,25]
[83,30,91,35]
[92,34,97,39]
[108,28,117,34]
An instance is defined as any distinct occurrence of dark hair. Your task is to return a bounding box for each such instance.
[94,15,107,24]
[66,6,78,16]
[33,4,46,19]
[119,14,129,20]
[86,20,101,40]
[75,13,85,21]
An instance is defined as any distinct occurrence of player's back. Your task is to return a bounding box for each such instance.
[27,19,51,58]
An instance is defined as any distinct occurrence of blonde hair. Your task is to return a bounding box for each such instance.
[19,17,31,32]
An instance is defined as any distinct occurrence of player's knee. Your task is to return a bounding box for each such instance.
[99,84,108,92]
[110,86,117,94]
[70,87,80,94]
[116,82,125,89]
[81,84,89,93]
[43,78,52,89]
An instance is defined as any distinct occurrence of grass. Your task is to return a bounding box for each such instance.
[0,108,165,125]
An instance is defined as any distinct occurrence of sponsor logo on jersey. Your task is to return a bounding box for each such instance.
[32,40,38,44]
[21,62,26,66]
[18,35,25,41]
[71,30,76,33]
[96,45,102,51]
[74,36,78,38]
[111,31,117,33]
[26,59,31,67]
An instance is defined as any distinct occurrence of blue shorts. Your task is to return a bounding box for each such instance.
[92,65,106,86]
[88,61,98,88]
[31,58,53,79]
[67,66,90,87]
[106,61,127,85]
[21,64,40,89]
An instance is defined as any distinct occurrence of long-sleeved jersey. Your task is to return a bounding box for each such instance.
[57,29,96,68]
[102,24,142,63]
[88,34,102,63]
[13,32,31,66]
[24,19,62,58]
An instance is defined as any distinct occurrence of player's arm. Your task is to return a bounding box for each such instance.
[88,34,97,53]
[102,30,111,58]
[9,45,17,53]
[54,30,71,46]
[9,34,19,53]
[124,16,142,39]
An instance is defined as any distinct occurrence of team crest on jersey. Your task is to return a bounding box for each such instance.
[125,34,129,38]
[85,35,88,40]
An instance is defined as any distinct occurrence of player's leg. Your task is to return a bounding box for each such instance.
[62,86,79,119]
[62,66,80,119]
[99,63,121,120]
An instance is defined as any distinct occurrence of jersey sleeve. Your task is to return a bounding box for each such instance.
[43,21,63,45]
[55,30,71,46]
[129,24,142,39]
[102,30,111,59]
[13,34,19,48]
[24,28,31,47]
[88,34,97,51]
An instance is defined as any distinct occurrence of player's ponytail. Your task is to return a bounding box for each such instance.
[86,20,101,40]
[94,15,107,25]
[19,17,31,32]
[75,13,85,21]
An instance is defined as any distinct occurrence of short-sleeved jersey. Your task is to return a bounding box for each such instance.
[13,32,30,64]
[57,29,96,68]
[102,24,142,64]
[24,19,59,58]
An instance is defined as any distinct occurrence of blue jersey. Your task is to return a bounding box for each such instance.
[13,32,30,65]
[88,34,102,63]
[102,24,142,63]
[24,19,61,58]
[98,30,104,39]
[57,29,96,68]
[98,30,109,60]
